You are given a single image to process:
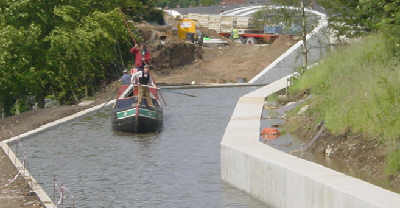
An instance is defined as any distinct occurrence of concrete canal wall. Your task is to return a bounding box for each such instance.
[220,76,400,208]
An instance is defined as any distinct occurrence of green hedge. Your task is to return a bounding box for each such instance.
[0,0,159,115]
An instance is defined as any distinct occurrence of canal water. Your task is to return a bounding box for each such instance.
[16,87,268,208]
[259,101,306,153]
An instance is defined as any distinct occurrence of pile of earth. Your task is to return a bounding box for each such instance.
[153,34,298,84]
[135,23,203,72]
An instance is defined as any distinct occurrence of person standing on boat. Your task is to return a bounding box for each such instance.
[129,42,151,70]
[119,69,132,85]
[131,64,154,108]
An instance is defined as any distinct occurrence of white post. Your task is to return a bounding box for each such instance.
[1,104,4,120]
[301,0,308,74]
[53,176,56,202]
[15,99,21,115]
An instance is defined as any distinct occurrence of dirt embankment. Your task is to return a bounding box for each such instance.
[135,22,297,84]
[281,92,400,193]
[0,149,43,208]
[136,23,203,71]
[153,35,297,84]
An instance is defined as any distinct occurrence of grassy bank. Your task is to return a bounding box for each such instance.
[289,34,400,174]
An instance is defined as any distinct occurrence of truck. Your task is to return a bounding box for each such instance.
[183,13,279,44]
[219,29,279,44]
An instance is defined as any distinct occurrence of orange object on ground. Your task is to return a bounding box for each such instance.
[261,128,280,140]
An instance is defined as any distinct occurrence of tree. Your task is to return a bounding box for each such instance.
[264,0,316,72]
[0,0,158,116]
[200,0,217,6]
[317,0,400,53]
[154,0,220,8]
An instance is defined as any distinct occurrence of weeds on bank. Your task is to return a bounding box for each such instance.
[386,149,400,175]
[288,34,400,173]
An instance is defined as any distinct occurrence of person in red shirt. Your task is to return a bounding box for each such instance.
[129,42,151,69]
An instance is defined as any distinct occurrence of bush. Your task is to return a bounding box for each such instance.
[386,148,400,175]
[0,1,157,116]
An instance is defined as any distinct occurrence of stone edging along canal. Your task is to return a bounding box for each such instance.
[220,75,400,208]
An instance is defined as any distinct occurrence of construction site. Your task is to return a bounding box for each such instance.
[138,8,300,85]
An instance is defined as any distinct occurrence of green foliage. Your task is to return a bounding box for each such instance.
[199,0,218,6]
[266,94,279,103]
[251,8,299,29]
[318,0,400,46]
[268,0,400,53]
[386,148,400,175]
[0,0,158,115]
[290,34,400,140]
[155,0,220,8]
[269,0,314,8]
[290,33,400,173]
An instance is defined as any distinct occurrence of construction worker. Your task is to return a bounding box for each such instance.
[131,64,154,108]
[232,27,239,40]
[129,42,151,70]
[195,30,203,46]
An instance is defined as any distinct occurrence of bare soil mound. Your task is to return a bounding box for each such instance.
[151,42,202,71]
[136,23,203,71]
[153,35,297,84]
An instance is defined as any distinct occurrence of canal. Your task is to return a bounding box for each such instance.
[16,87,268,208]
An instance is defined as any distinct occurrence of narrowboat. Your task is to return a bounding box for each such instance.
[112,84,163,133]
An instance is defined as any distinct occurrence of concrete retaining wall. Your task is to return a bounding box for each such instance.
[220,75,400,208]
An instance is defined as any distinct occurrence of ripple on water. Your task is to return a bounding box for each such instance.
[18,87,269,208]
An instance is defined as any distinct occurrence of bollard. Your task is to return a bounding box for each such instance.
[15,141,18,165]
[15,99,20,115]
